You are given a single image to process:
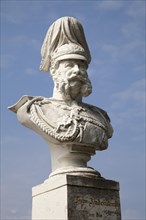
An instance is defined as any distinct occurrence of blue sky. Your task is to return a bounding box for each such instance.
[1,1,145,219]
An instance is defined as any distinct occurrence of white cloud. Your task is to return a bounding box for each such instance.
[111,79,145,104]
[92,1,145,67]
[133,64,145,75]
[1,35,41,75]
[6,35,40,51]
[1,135,22,146]
[101,44,119,62]
[1,1,44,25]
[1,3,27,25]
[121,21,144,41]
[97,0,145,18]
[92,9,144,66]
[29,38,41,51]
[11,209,17,214]
[125,1,145,19]
[1,54,15,70]
[123,208,142,219]
[26,68,37,75]
[95,37,144,67]
[2,11,24,25]
[110,79,145,137]
[2,207,31,220]
[98,0,123,11]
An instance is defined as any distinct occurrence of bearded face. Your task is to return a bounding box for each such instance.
[51,59,92,101]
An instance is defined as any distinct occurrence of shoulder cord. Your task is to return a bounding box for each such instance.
[37,100,107,132]
[30,104,80,142]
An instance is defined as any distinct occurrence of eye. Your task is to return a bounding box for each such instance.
[64,62,74,68]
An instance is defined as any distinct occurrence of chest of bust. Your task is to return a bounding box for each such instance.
[35,101,108,150]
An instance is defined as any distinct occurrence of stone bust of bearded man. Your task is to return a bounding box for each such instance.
[8,17,113,174]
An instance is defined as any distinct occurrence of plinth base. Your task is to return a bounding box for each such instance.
[32,174,121,220]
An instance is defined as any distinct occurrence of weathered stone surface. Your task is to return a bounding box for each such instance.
[32,174,121,220]
[8,17,113,176]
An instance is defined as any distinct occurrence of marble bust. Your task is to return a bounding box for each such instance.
[8,17,113,177]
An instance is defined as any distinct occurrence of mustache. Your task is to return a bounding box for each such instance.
[67,72,88,83]
[57,75,92,99]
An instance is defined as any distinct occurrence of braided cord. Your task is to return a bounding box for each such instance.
[30,104,79,142]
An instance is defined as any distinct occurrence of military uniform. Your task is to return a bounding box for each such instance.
[9,95,113,151]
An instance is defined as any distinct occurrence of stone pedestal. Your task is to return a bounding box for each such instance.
[32,174,121,220]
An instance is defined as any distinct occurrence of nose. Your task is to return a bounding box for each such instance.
[73,64,80,74]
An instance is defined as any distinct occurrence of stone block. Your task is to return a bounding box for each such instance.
[32,174,121,220]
